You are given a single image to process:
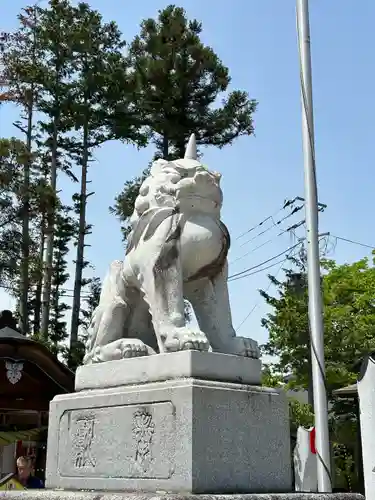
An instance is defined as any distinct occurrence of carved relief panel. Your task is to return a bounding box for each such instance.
[58,402,174,479]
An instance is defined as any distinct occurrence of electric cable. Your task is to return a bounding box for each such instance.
[228,241,302,281]
[329,234,374,251]
[239,205,304,248]
[235,259,287,331]
[230,218,306,266]
[235,197,301,241]
[229,256,294,283]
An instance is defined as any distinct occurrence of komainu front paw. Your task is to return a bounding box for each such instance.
[120,339,150,358]
[91,338,155,363]
[162,327,210,353]
[224,336,260,359]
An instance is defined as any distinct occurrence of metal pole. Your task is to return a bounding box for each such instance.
[296,0,332,492]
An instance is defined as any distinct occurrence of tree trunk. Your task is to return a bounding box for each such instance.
[70,119,89,349]
[162,134,169,159]
[33,218,46,334]
[176,140,185,158]
[19,93,33,335]
[40,118,58,340]
[51,248,62,353]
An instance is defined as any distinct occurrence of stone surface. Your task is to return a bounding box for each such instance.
[0,492,365,499]
[45,379,291,494]
[75,351,262,391]
[82,133,260,365]
[358,353,375,500]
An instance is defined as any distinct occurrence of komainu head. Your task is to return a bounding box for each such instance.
[129,134,223,232]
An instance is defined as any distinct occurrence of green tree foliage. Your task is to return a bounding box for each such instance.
[0,5,42,334]
[49,206,75,353]
[35,0,79,339]
[261,364,284,388]
[128,4,256,157]
[0,138,24,290]
[289,399,314,433]
[67,276,102,370]
[0,137,72,349]
[261,255,375,492]
[80,276,102,331]
[62,1,147,348]
[2,0,146,347]
[111,4,257,240]
[111,168,149,240]
[260,256,375,397]
[0,138,51,289]
[261,364,314,434]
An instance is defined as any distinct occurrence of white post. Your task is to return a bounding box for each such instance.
[296,0,332,492]
[358,354,375,499]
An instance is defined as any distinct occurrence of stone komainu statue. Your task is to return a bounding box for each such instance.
[83,134,260,364]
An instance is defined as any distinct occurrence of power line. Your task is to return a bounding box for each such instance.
[234,195,325,248]
[230,238,275,265]
[228,241,302,281]
[329,234,374,251]
[239,205,304,248]
[0,283,91,299]
[229,231,363,284]
[232,235,334,330]
[228,253,299,283]
[235,197,301,241]
[229,232,328,283]
[230,218,306,265]
[235,259,287,331]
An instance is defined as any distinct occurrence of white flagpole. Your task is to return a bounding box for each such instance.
[296,0,332,492]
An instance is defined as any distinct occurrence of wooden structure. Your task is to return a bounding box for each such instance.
[0,311,74,480]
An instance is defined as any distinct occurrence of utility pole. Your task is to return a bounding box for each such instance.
[296,0,332,493]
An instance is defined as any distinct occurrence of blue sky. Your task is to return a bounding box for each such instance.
[1,0,374,349]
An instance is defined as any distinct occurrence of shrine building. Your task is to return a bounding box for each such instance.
[0,311,74,481]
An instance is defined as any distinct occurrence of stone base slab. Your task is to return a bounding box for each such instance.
[0,491,365,499]
[46,379,290,494]
[74,351,262,391]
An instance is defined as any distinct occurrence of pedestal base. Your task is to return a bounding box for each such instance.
[74,350,262,391]
[45,378,291,494]
[0,492,365,499]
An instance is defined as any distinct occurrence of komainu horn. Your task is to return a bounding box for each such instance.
[83,134,260,364]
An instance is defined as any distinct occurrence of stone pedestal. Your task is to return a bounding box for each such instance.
[74,350,262,391]
[0,492,365,499]
[45,351,291,494]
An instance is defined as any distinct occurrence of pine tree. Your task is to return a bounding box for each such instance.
[128,5,256,157]
[0,6,42,333]
[0,138,50,317]
[28,155,53,334]
[80,276,101,330]
[62,1,147,353]
[111,5,257,240]
[67,276,102,370]
[49,205,75,354]
[35,0,78,340]
[0,138,24,292]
